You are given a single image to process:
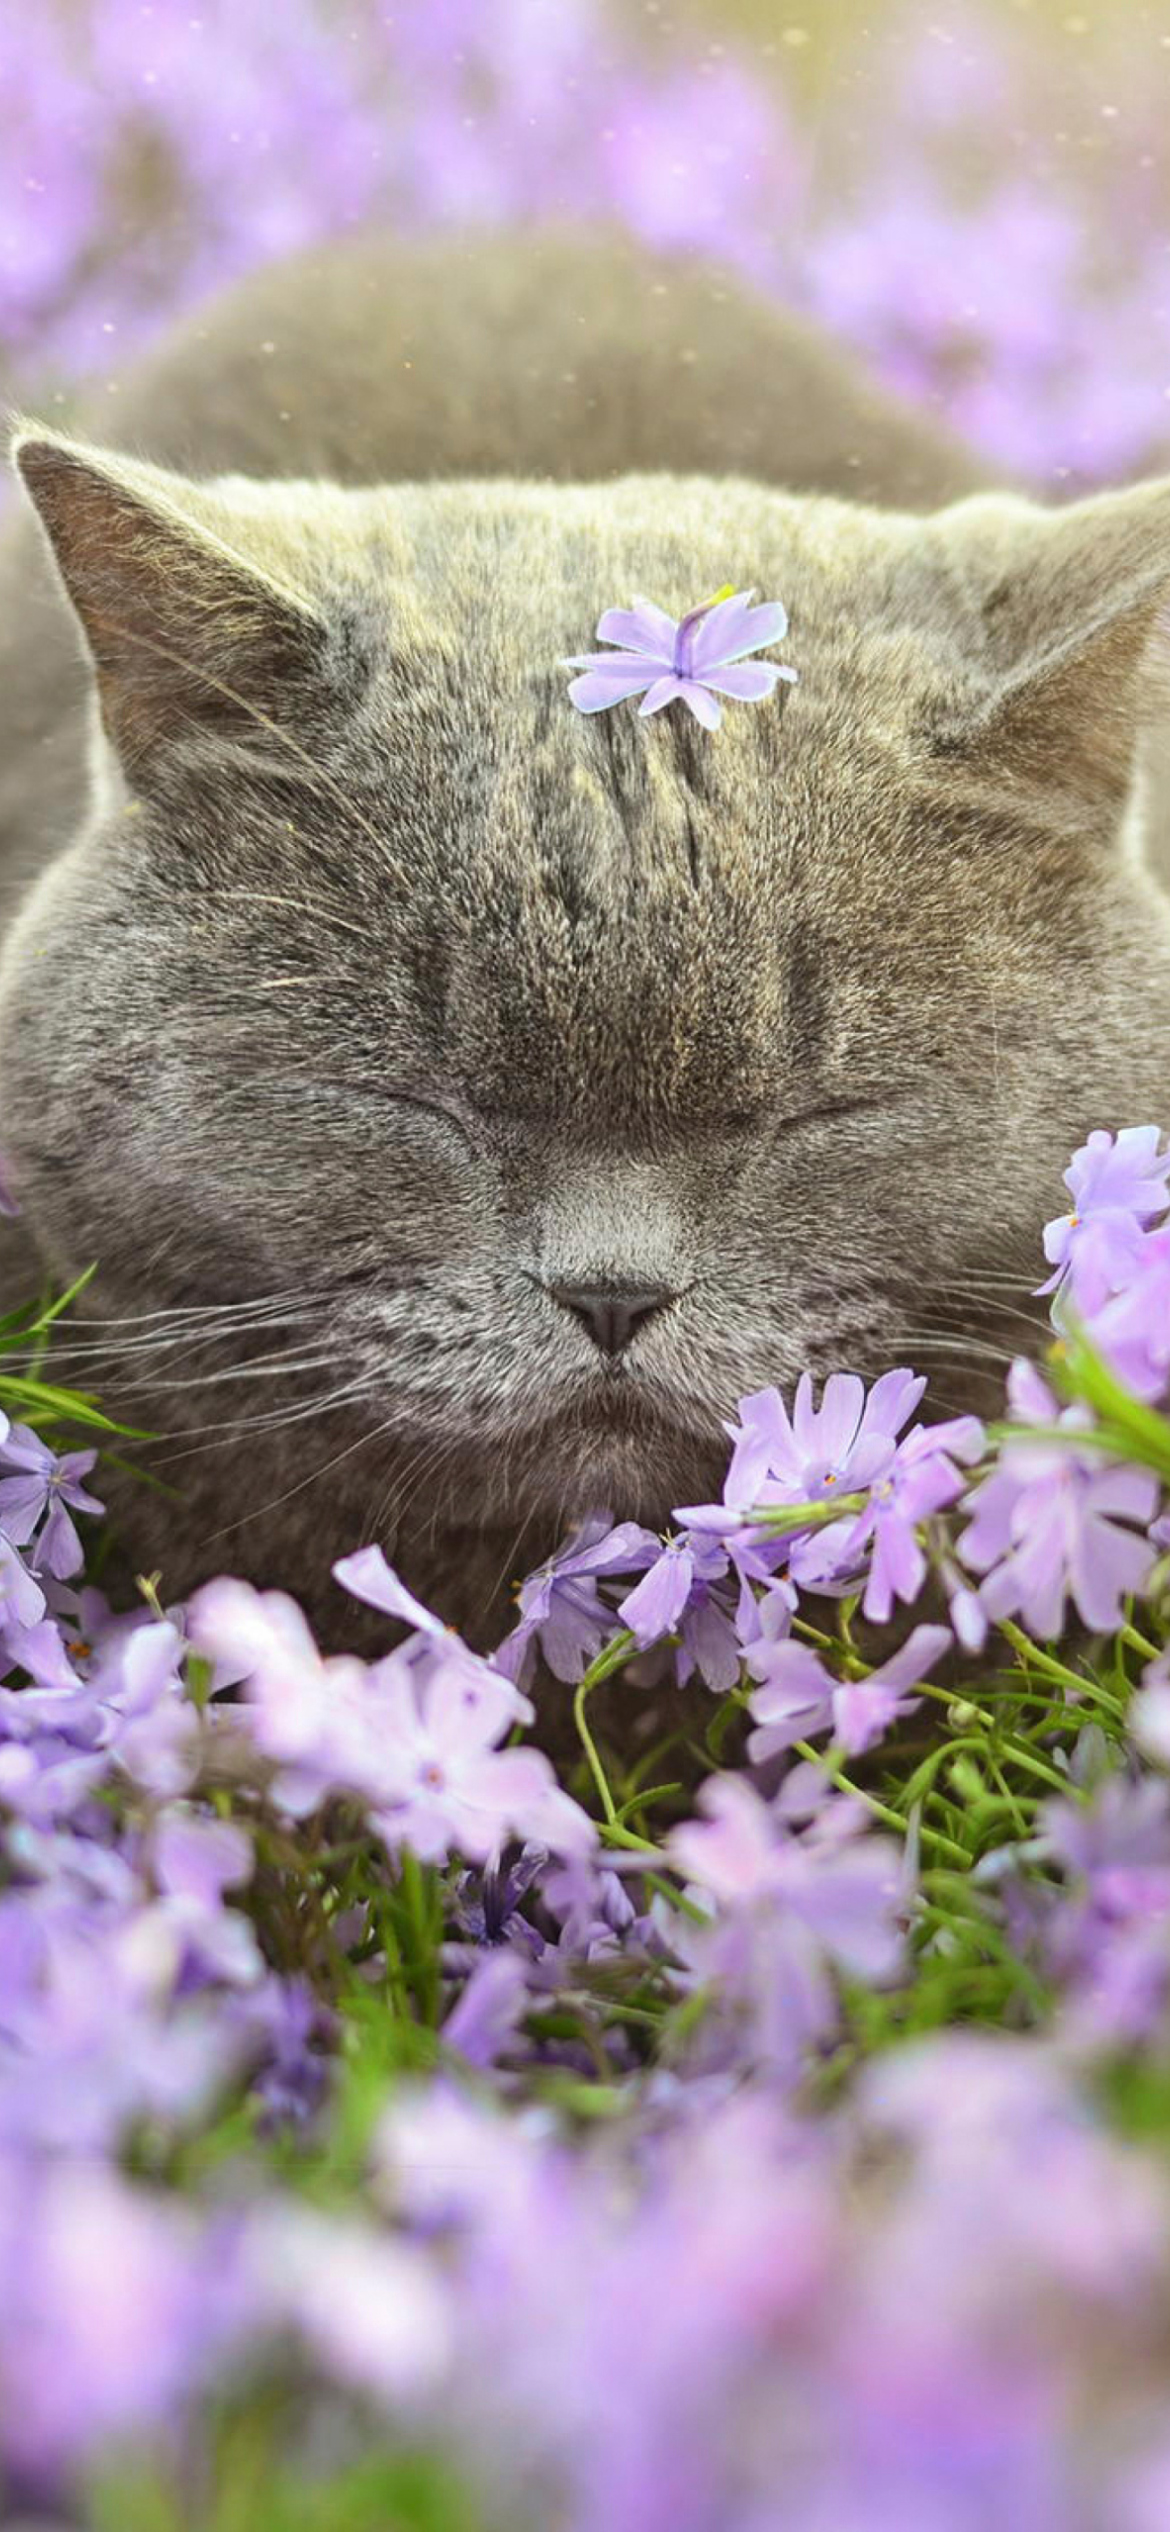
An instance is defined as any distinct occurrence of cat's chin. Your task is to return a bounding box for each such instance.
[481,1396,728,1531]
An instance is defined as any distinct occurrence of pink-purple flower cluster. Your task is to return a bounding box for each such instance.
[2,1121,1170,2514]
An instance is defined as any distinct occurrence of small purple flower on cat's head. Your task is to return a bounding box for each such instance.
[563,587,797,729]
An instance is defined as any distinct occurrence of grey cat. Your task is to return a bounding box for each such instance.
[1,231,1169,1652]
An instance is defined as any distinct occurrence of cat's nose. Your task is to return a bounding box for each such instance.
[548,1282,675,1357]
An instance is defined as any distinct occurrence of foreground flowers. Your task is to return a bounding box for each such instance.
[2,1125,1170,2521]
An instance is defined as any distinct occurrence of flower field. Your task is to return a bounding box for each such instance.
[3,1127,1170,2527]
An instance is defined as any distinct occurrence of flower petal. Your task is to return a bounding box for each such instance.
[562,649,666,677]
[567,669,656,714]
[637,675,689,717]
[678,681,723,729]
[595,600,678,656]
[690,592,791,671]
[698,662,786,702]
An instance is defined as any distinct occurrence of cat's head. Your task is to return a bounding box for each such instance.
[4,428,1170,1534]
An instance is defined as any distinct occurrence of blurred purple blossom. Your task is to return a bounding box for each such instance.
[190,1575,593,1862]
[0,0,1166,493]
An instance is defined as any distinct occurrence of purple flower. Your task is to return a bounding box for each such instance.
[189,1578,412,1814]
[747,1623,952,1760]
[84,1617,201,1797]
[1039,1126,1170,1315]
[249,2203,449,2405]
[244,1979,334,2135]
[1082,1224,1170,1405]
[333,1543,457,1645]
[0,1534,46,1635]
[669,1772,904,1984]
[1036,1778,1170,2043]
[563,589,797,730]
[666,1776,905,2079]
[364,1644,595,1866]
[192,1577,592,1864]
[1132,1661,1170,1767]
[495,1512,654,1687]
[442,1949,530,2069]
[0,1424,104,1580]
[959,1361,1158,1639]
[795,1415,985,1623]
[616,1530,743,1693]
[0,2155,247,2488]
[0,1733,105,1826]
[683,1369,926,1535]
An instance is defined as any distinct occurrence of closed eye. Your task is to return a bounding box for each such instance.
[770,1094,890,1139]
[283,1080,478,1150]
[364,1089,479,1152]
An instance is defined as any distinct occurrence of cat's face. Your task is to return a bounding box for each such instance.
[5,434,1170,1539]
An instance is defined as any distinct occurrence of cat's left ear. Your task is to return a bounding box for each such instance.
[926,477,1170,838]
[11,425,330,781]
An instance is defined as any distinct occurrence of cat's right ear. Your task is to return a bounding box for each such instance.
[924,478,1170,846]
[10,425,329,781]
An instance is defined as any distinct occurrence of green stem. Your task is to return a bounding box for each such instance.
[572,1630,637,1826]
[1120,1623,1161,1665]
[998,1620,1124,1717]
[753,1491,866,1534]
[793,1740,969,1868]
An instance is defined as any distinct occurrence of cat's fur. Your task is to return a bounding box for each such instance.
[2,231,1170,1651]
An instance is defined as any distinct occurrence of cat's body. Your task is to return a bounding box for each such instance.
[2,231,1170,1652]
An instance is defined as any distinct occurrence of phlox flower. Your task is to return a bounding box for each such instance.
[673,1367,937,1620]
[442,1948,531,2069]
[363,1642,596,1865]
[0,1532,46,1636]
[0,1732,105,1826]
[189,1577,425,1814]
[191,1577,591,1865]
[746,1623,952,1760]
[495,1511,655,1686]
[793,1413,986,1621]
[334,1542,472,1652]
[0,2153,247,2487]
[616,1529,743,1693]
[668,1772,903,1977]
[1031,1779,1170,2046]
[712,1368,926,1522]
[667,1775,905,2080]
[89,1617,202,1796]
[1131,1659,1170,1768]
[538,1852,649,1963]
[246,2201,450,2404]
[1039,1125,1170,1315]
[564,587,797,730]
[0,1422,103,1578]
[958,1360,1158,1639]
[1081,1223,1170,1405]
[0,1886,254,2155]
[139,1808,261,1993]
